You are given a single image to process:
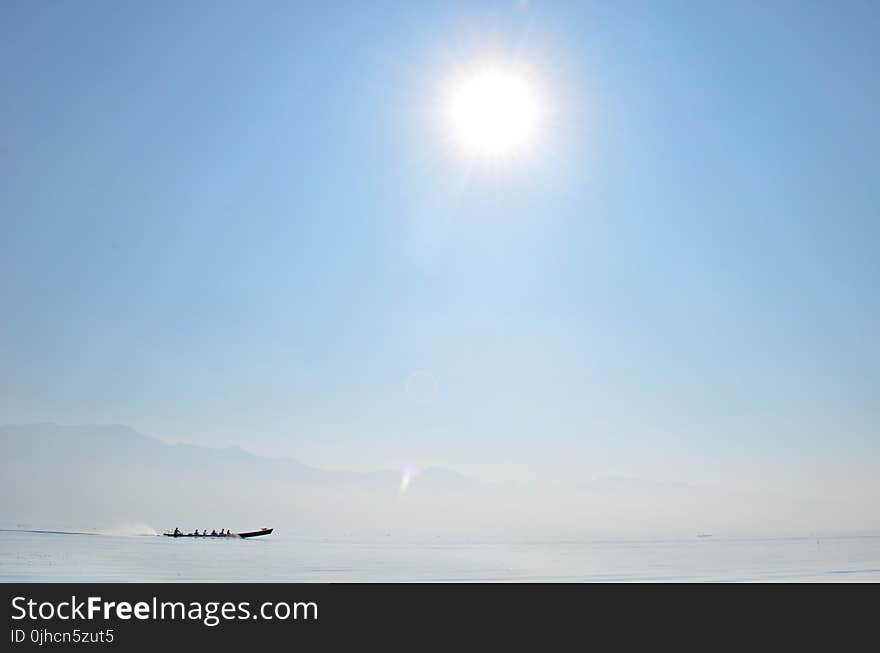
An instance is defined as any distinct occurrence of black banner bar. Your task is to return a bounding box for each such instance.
[2,583,875,648]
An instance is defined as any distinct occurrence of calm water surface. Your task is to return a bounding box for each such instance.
[2,529,878,582]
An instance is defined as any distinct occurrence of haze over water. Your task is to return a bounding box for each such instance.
[2,529,879,583]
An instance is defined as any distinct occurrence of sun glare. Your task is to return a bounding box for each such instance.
[445,63,545,159]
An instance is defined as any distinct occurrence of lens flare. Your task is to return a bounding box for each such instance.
[400,464,419,495]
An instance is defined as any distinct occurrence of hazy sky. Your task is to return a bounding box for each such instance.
[2,1,878,486]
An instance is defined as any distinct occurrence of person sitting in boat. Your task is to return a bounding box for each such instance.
[211,529,217,536]
[173,527,181,536]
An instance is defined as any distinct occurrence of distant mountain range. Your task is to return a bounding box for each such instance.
[0,422,476,489]
[3,423,868,537]
[0,423,480,532]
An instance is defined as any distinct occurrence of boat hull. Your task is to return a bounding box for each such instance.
[163,528,273,539]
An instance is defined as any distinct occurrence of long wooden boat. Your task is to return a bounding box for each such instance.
[163,528,273,539]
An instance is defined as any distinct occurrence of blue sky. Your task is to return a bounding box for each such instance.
[1,1,877,485]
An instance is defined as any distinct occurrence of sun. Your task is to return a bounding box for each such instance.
[444,62,545,159]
